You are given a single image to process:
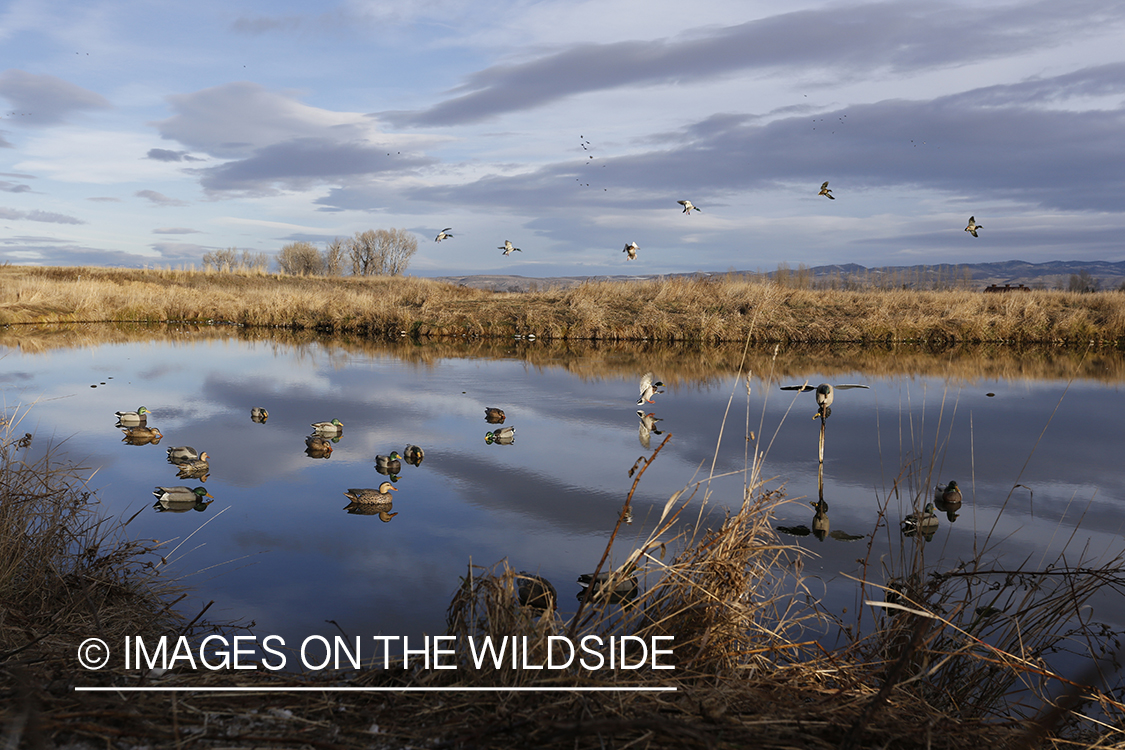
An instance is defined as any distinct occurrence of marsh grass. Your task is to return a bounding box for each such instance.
[3,265,1125,343]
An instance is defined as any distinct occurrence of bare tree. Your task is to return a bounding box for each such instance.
[322,238,345,276]
[347,230,381,276]
[239,249,269,273]
[277,241,324,275]
[382,228,418,276]
[347,228,418,276]
[201,248,237,272]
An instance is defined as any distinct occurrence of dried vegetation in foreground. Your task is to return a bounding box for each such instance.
[4,396,1125,749]
[3,264,1125,344]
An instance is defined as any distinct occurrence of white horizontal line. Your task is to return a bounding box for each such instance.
[75,686,676,693]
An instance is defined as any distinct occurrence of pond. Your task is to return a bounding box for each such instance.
[3,327,1124,663]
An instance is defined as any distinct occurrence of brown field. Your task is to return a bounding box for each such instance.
[2,264,1125,344]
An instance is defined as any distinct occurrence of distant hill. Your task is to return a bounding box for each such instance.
[430,260,1125,293]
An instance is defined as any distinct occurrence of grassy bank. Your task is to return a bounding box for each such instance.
[3,265,1125,344]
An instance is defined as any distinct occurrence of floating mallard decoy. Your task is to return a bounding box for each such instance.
[376,451,403,475]
[623,241,638,260]
[677,199,701,214]
[122,426,163,444]
[115,406,150,424]
[166,446,200,463]
[964,216,982,237]
[485,426,515,444]
[311,419,344,435]
[818,181,835,200]
[637,410,663,449]
[779,382,870,419]
[251,407,269,423]
[152,486,213,504]
[934,480,963,521]
[403,444,424,466]
[344,482,397,507]
[305,435,334,456]
[637,372,664,406]
[517,572,557,611]
[499,240,522,256]
[577,568,639,603]
[175,452,210,477]
[811,499,830,542]
[485,407,506,424]
[435,228,453,242]
[902,503,939,540]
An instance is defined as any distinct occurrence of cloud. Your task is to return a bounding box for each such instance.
[87,196,121,202]
[0,69,111,125]
[136,189,189,207]
[152,227,201,234]
[0,206,84,224]
[386,0,1125,126]
[0,180,31,193]
[146,148,204,162]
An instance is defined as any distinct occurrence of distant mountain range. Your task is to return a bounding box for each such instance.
[431,259,1125,293]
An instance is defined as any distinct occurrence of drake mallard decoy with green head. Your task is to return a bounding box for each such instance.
[122,426,163,444]
[251,407,269,423]
[376,451,403,475]
[311,419,344,435]
[403,445,424,466]
[934,480,963,521]
[153,486,213,504]
[902,503,939,540]
[115,406,150,424]
[517,572,557,611]
[344,482,397,507]
[485,407,506,424]
[485,426,515,444]
[637,372,664,405]
[780,382,870,419]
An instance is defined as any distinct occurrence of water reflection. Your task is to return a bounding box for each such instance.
[1,327,1123,653]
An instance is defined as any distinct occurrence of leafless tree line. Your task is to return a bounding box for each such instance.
[274,229,418,277]
[200,248,270,273]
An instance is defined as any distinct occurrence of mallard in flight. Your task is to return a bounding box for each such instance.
[435,228,453,242]
[623,241,638,260]
[818,181,835,200]
[780,383,869,419]
[965,216,982,237]
[677,200,700,214]
[499,240,522,256]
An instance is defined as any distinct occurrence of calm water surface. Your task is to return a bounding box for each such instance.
[3,332,1124,653]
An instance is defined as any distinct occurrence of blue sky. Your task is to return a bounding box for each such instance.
[2,0,1124,277]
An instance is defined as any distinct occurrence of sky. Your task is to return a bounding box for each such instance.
[2,0,1125,278]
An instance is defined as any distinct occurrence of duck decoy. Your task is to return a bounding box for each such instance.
[517,572,557,611]
[677,199,701,214]
[934,480,963,521]
[152,486,213,504]
[499,240,522,256]
[637,410,663,449]
[637,372,664,405]
[435,228,453,242]
[623,241,638,260]
[175,452,210,477]
[376,451,403,476]
[965,216,982,237]
[166,446,200,463]
[122,426,163,445]
[344,482,398,506]
[485,426,515,444]
[818,181,835,200]
[403,444,424,466]
[251,407,269,423]
[311,419,344,435]
[811,499,830,541]
[485,407,506,424]
[305,435,334,458]
[115,406,150,425]
[902,503,939,540]
[779,382,869,419]
[577,568,639,603]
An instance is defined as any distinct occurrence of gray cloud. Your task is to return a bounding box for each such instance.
[0,180,31,193]
[0,132,10,147]
[0,237,154,266]
[0,69,111,125]
[146,148,204,162]
[136,189,190,207]
[152,227,201,234]
[386,0,1125,127]
[0,207,84,224]
[87,196,121,202]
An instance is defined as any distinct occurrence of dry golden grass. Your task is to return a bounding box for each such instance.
[3,265,1125,344]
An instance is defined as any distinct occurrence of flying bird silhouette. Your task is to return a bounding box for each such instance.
[818,181,835,200]
[677,200,701,214]
[434,228,453,242]
[964,216,982,237]
[623,241,638,260]
[499,240,522,256]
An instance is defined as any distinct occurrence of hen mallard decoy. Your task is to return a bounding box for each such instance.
[780,382,870,419]
[435,228,453,242]
[344,482,398,507]
[485,426,515,444]
[175,452,210,475]
[499,240,522,256]
[964,216,982,237]
[122,426,163,444]
[677,199,701,214]
[166,446,199,463]
[485,407,506,424]
[251,407,269,422]
[902,503,939,540]
[152,486,213,504]
[311,418,344,435]
[403,444,424,466]
[623,241,638,260]
[517,572,557,611]
[818,181,835,200]
[637,410,663,449]
[376,451,403,475]
[115,406,150,424]
[637,372,665,406]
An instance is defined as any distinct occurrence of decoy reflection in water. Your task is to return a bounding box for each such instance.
[577,568,639,604]
[637,410,664,449]
[152,486,213,512]
[343,483,398,521]
[484,407,506,424]
[637,372,664,405]
[115,406,150,425]
[902,502,939,541]
[485,426,515,445]
[122,426,163,445]
[166,446,199,463]
[779,383,869,419]
[403,445,424,466]
[251,407,269,423]
[376,451,403,476]
[517,572,557,611]
[934,480,963,522]
[311,419,344,435]
[811,499,830,542]
[305,435,333,458]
